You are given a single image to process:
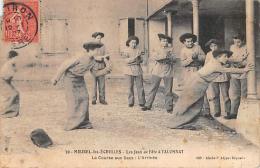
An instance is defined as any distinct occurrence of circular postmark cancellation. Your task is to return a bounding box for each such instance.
[3,2,38,49]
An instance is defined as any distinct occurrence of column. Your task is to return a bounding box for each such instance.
[167,12,172,38]
[246,0,258,99]
[191,0,200,41]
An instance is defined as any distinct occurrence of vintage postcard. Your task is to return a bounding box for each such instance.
[0,0,260,167]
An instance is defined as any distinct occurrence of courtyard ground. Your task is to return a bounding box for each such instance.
[0,77,259,168]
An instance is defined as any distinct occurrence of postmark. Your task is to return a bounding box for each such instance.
[3,2,38,49]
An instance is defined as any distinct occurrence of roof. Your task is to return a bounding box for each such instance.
[147,0,245,20]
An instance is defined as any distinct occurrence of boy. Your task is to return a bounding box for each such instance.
[142,33,177,113]
[204,39,231,118]
[179,33,210,115]
[167,49,253,130]
[51,42,112,131]
[121,36,145,107]
[0,50,20,118]
[228,34,249,119]
[90,32,110,105]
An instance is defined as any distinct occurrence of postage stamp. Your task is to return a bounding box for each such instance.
[3,1,38,49]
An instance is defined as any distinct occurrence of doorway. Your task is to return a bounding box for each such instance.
[199,15,225,52]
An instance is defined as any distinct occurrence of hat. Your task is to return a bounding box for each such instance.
[179,33,197,43]
[126,36,139,46]
[205,39,220,47]
[158,33,172,43]
[30,129,53,148]
[232,33,244,41]
[212,49,233,58]
[83,42,103,50]
[92,32,104,38]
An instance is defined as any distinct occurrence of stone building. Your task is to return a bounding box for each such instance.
[0,0,259,146]
[147,0,260,146]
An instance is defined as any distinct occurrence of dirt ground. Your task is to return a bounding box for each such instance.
[0,77,259,168]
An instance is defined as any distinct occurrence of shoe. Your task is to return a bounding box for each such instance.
[202,114,214,120]
[214,113,221,117]
[78,122,93,129]
[230,114,237,119]
[224,115,232,120]
[167,109,173,113]
[139,104,145,107]
[92,100,96,105]
[224,114,237,120]
[100,101,108,105]
[128,104,134,107]
[141,106,151,111]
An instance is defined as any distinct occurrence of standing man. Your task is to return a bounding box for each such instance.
[122,36,146,107]
[90,32,109,105]
[179,33,210,115]
[204,39,231,118]
[228,34,249,119]
[142,34,177,113]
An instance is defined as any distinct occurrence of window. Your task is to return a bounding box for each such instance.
[40,18,68,55]
[128,18,135,37]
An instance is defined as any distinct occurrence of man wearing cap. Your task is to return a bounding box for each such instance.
[90,32,110,105]
[179,33,210,115]
[142,33,177,113]
[204,39,231,118]
[227,34,249,119]
[122,36,146,107]
[51,41,112,131]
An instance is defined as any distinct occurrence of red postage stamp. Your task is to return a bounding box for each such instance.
[3,0,38,49]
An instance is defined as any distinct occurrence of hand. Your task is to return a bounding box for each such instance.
[192,54,198,59]
[186,56,193,63]
[104,59,112,70]
[51,78,58,86]
[166,51,172,58]
[94,56,103,61]
[104,54,110,57]
[106,66,112,72]
[223,63,231,68]
[104,58,111,65]
[244,63,254,72]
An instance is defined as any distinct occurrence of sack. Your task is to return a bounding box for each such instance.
[30,129,53,148]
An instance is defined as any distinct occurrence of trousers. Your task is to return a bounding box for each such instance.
[145,75,173,111]
[92,75,106,102]
[229,78,247,116]
[126,75,146,105]
[209,81,231,115]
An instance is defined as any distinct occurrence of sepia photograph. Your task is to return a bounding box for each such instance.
[0,0,259,167]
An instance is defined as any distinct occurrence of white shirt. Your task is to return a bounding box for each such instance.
[205,51,229,82]
[229,44,248,79]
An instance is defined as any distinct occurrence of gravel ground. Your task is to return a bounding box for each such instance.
[0,78,259,168]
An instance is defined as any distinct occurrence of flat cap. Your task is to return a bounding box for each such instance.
[212,49,233,58]
[83,42,103,50]
[92,32,104,38]
[126,36,139,46]
[158,33,172,43]
[179,33,197,43]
